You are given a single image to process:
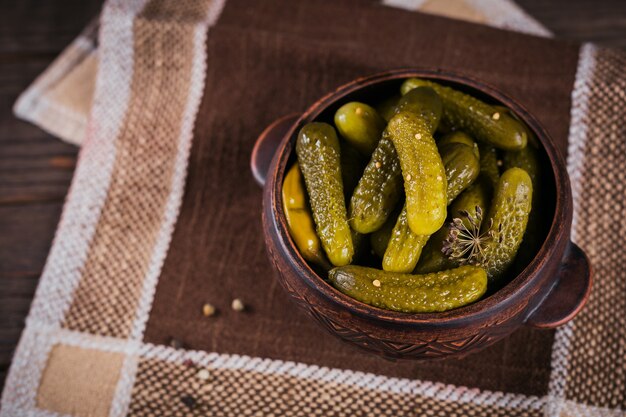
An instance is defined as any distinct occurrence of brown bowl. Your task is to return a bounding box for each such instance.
[251,69,592,360]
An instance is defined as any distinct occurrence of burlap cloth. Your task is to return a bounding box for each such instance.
[2,0,625,416]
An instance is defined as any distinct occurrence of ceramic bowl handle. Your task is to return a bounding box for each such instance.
[251,114,300,187]
[526,241,592,328]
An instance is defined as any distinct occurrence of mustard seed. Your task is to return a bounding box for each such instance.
[202,303,216,317]
[232,298,245,312]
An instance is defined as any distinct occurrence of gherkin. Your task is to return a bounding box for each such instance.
[381,142,480,273]
[480,167,533,281]
[296,122,354,266]
[282,163,328,267]
[401,78,527,150]
[349,87,444,234]
[334,102,386,155]
[387,111,447,236]
[329,265,487,313]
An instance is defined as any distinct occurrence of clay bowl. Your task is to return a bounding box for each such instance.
[251,69,592,360]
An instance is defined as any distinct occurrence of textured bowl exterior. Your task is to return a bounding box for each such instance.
[261,69,575,360]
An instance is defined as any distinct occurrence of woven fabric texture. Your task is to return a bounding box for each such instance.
[562,46,626,410]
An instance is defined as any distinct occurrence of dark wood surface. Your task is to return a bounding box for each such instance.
[0,0,624,391]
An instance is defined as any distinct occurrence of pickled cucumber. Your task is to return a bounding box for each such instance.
[388,111,447,235]
[503,144,542,262]
[349,131,403,233]
[390,87,442,133]
[334,102,386,155]
[481,167,533,281]
[449,176,493,226]
[382,143,479,273]
[382,205,430,273]
[501,127,539,198]
[440,142,481,204]
[438,131,480,159]
[329,265,487,313]
[296,123,354,266]
[415,177,492,274]
[349,88,444,234]
[401,78,527,150]
[493,105,541,148]
[282,163,329,267]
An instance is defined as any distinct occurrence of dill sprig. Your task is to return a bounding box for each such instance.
[442,205,498,265]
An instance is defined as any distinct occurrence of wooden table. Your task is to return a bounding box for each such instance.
[1,0,624,390]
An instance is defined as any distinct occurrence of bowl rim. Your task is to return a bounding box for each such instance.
[268,68,572,325]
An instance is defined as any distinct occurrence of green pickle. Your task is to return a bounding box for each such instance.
[449,177,493,224]
[382,205,430,273]
[417,169,531,281]
[329,265,487,313]
[390,87,442,132]
[499,111,540,188]
[493,105,541,148]
[334,102,386,155]
[296,122,354,266]
[282,163,329,268]
[440,142,481,204]
[415,177,491,274]
[388,111,447,235]
[438,131,480,159]
[382,143,479,273]
[481,167,533,281]
[503,142,542,262]
[349,87,443,234]
[349,132,403,233]
[401,78,527,150]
